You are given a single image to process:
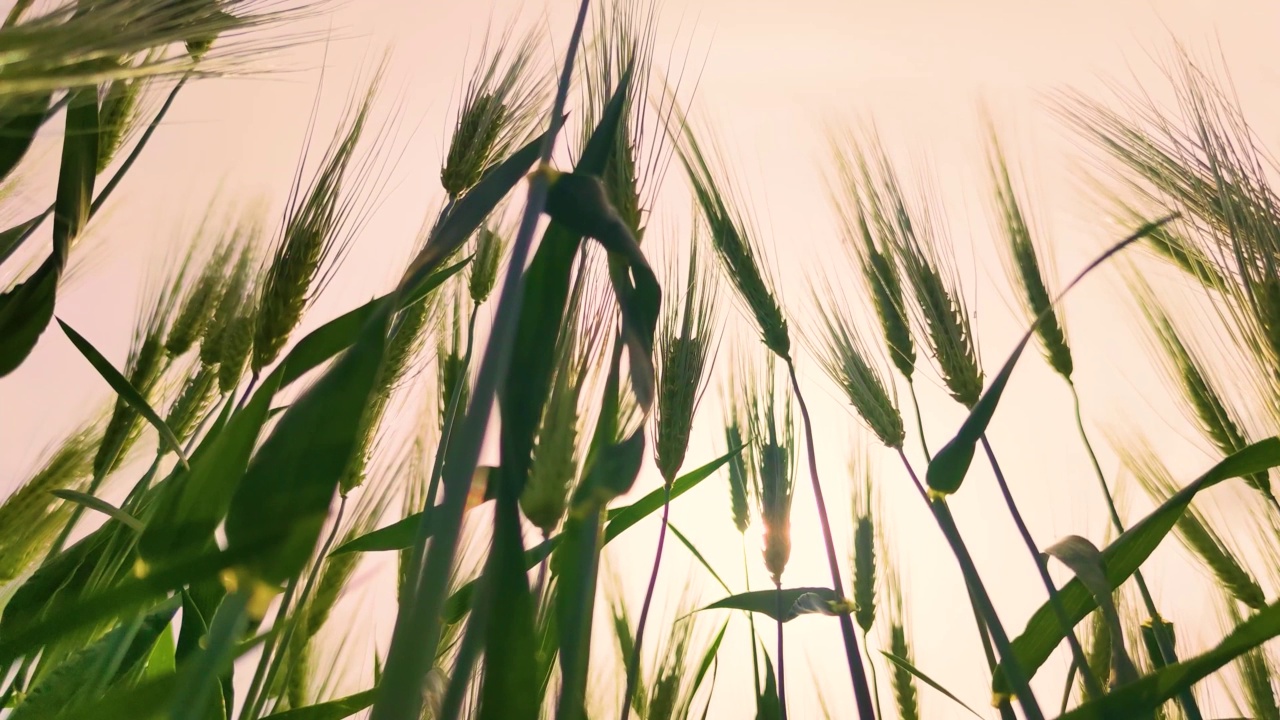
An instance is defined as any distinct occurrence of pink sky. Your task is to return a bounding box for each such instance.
[4,0,1280,717]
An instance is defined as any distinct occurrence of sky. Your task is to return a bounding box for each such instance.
[5,0,1280,717]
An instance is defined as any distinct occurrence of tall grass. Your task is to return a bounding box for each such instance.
[7,5,1280,720]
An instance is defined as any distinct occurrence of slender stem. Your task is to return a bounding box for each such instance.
[371,4,592,718]
[776,583,788,720]
[894,448,1044,720]
[978,436,1103,698]
[621,484,672,718]
[240,496,348,720]
[743,537,762,701]
[907,380,931,461]
[534,530,551,602]
[863,629,883,720]
[784,360,876,719]
[1069,382,1201,719]
[439,569,494,720]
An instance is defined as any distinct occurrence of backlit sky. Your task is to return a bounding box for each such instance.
[5,0,1280,717]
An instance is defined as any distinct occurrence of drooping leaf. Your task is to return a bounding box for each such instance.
[994,436,1280,695]
[699,588,847,623]
[52,87,98,260]
[1043,535,1137,688]
[58,319,189,466]
[879,650,984,719]
[927,217,1175,495]
[49,489,142,531]
[0,93,51,183]
[259,688,376,720]
[0,255,58,377]
[1060,599,1280,719]
[1,525,109,638]
[0,214,44,265]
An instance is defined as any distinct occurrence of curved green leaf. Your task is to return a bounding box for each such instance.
[1060,599,1280,719]
[927,216,1175,495]
[1043,535,1137,688]
[57,318,189,467]
[0,93,50,183]
[699,587,846,623]
[994,436,1280,695]
[879,650,984,719]
[604,447,743,542]
[50,489,142,531]
[260,689,376,720]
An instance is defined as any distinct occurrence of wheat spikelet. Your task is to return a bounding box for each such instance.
[654,240,720,484]
[253,69,387,373]
[467,223,507,305]
[811,278,904,449]
[0,423,99,581]
[741,354,795,584]
[986,128,1073,381]
[850,464,877,634]
[441,27,546,199]
[722,391,751,535]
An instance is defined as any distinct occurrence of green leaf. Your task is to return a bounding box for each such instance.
[699,588,847,623]
[757,648,780,720]
[52,87,98,260]
[223,302,392,585]
[139,374,278,570]
[330,473,497,556]
[398,127,549,294]
[879,650,984,719]
[542,170,660,410]
[497,67,632,510]
[927,216,1176,495]
[1060,600,1280,719]
[259,689,376,720]
[0,255,58,377]
[1043,535,1138,687]
[0,545,249,666]
[1,526,109,639]
[275,257,468,391]
[0,93,50,183]
[994,436,1280,696]
[0,214,44,266]
[604,446,743,543]
[142,619,176,680]
[57,318,189,467]
[166,590,249,720]
[476,493,539,720]
[49,489,142,531]
[668,523,732,594]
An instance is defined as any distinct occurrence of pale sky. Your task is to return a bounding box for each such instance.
[4,0,1280,718]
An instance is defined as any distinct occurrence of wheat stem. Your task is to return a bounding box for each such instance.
[894,447,1044,720]
[622,484,672,718]
[978,436,1103,698]
[776,582,788,720]
[372,4,591,716]
[863,629,884,720]
[785,359,876,719]
[1070,382,1201,718]
[907,380,930,461]
[743,537,762,701]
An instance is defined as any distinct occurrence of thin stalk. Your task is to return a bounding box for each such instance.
[894,447,1044,720]
[776,582,788,720]
[621,484,673,718]
[440,573,494,720]
[784,359,876,719]
[370,4,591,718]
[240,496,348,720]
[863,629,884,720]
[978,436,1103,699]
[534,530,551,602]
[1069,382,1202,719]
[907,381,930,461]
[743,538,762,701]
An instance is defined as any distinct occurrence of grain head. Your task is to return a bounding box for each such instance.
[441,26,546,199]
[742,355,795,585]
[654,240,720,484]
[986,129,1074,381]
